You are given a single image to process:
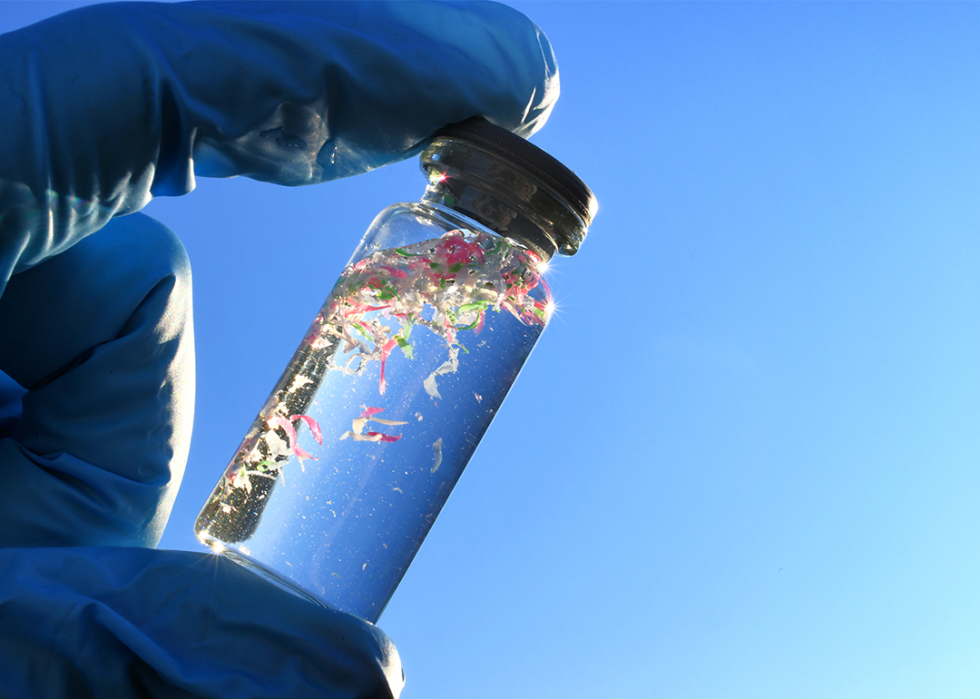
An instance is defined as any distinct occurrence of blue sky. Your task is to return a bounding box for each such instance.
[5,2,980,697]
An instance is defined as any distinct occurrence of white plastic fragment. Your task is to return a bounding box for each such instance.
[431,438,443,473]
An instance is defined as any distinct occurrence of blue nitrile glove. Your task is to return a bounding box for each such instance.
[0,2,558,697]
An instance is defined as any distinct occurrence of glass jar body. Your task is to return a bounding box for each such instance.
[194,201,552,622]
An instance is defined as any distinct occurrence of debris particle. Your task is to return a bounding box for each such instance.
[431,438,444,473]
[287,374,314,393]
[423,349,459,400]
[341,406,407,442]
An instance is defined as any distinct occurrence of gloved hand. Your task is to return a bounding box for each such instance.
[0,2,558,697]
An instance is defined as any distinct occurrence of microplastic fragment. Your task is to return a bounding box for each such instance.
[423,349,459,401]
[204,231,551,534]
[287,374,314,393]
[431,438,443,473]
[341,406,407,443]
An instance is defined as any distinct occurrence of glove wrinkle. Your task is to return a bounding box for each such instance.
[130,663,198,699]
[0,548,404,699]
[0,1,557,282]
[0,214,193,548]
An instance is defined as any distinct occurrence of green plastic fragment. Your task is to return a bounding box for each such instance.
[353,322,373,340]
[395,336,414,359]
[458,301,489,315]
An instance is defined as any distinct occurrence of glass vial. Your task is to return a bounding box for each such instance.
[194,118,597,623]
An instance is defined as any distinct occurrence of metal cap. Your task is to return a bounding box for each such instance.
[429,118,597,255]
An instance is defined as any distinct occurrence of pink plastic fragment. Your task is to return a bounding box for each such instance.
[267,415,319,459]
[379,338,398,394]
[340,407,408,444]
[293,445,315,460]
[437,233,485,267]
[266,416,297,446]
[305,314,325,346]
[290,414,323,445]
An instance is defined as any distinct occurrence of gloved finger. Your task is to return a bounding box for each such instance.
[0,546,403,699]
[0,1,558,290]
[0,213,193,548]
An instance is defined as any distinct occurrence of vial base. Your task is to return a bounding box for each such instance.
[199,533,334,610]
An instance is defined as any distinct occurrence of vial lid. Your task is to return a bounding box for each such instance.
[429,118,597,254]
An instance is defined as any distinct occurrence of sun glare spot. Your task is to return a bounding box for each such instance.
[545,299,557,319]
[204,539,226,554]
